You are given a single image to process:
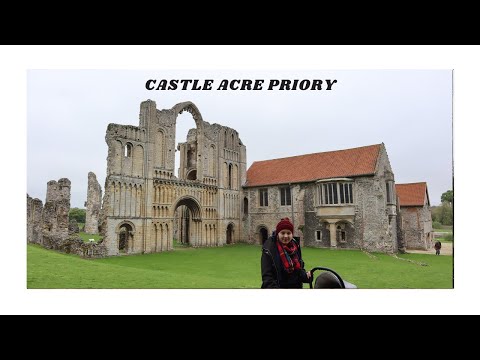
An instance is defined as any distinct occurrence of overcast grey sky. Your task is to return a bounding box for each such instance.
[27,69,452,208]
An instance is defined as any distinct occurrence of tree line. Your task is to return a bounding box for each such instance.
[431,190,453,226]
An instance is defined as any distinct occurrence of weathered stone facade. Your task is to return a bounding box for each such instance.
[243,144,400,253]
[85,172,102,234]
[101,100,246,256]
[396,182,433,250]
[401,207,433,250]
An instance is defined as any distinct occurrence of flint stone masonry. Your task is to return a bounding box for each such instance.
[27,177,107,258]
[42,234,107,258]
[43,178,71,240]
[69,219,80,234]
[27,194,43,244]
[402,206,433,250]
[85,172,102,234]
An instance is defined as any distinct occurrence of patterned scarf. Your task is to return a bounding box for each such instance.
[276,240,301,273]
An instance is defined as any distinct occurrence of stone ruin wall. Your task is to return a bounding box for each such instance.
[84,172,102,234]
[27,178,107,258]
[27,194,43,244]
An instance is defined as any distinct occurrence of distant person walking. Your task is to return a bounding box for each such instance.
[434,241,442,255]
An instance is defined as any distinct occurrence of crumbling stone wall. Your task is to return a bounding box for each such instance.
[42,234,107,258]
[27,194,43,244]
[43,178,71,242]
[27,178,107,258]
[85,172,102,234]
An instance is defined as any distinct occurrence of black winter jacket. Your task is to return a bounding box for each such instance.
[261,236,309,288]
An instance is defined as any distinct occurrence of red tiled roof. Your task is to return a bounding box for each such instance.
[395,182,428,207]
[245,144,381,187]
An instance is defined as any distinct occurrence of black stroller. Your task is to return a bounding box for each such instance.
[308,266,357,289]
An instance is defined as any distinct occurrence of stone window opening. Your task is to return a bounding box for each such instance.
[386,180,395,205]
[316,230,322,242]
[280,187,291,206]
[259,189,268,207]
[124,143,132,157]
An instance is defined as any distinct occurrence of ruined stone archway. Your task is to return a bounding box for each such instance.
[172,102,205,182]
[226,223,234,244]
[115,221,136,254]
[173,196,202,246]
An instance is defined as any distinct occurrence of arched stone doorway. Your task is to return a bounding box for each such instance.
[117,222,134,254]
[226,223,234,244]
[173,196,202,246]
[259,226,269,244]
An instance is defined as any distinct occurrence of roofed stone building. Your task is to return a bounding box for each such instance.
[243,144,401,253]
[396,182,433,250]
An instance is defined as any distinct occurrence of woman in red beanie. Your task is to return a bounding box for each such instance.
[261,218,311,288]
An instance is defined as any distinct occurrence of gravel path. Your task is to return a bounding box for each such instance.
[407,242,453,255]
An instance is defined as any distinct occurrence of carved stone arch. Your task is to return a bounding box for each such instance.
[172,195,202,221]
[124,142,133,158]
[171,101,205,127]
[115,221,136,254]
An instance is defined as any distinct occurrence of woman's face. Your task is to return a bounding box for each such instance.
[277,229,293,244]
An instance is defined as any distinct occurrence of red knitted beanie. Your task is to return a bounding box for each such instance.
[276,218,294,234]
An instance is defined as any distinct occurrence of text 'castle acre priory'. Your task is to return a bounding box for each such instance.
[27,100,433,257]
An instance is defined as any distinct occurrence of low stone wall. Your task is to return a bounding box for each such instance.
[41,234,107,259]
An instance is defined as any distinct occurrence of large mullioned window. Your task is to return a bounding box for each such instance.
[319,182,354,205]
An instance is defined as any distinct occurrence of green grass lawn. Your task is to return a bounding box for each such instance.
[77,232,103,243]
[27,243,453,289]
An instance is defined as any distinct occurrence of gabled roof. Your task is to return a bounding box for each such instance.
[245,144,381,187]
[395,182,429,207]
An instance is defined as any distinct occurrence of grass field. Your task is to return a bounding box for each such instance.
[27,243,453,289]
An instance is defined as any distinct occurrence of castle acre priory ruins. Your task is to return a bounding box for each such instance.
[27,100,433,258]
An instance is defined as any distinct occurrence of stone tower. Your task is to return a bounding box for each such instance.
[101,100,246,256]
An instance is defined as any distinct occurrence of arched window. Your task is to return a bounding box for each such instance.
[125,143,132,157]
[228,164,233,189]
[243,197,248,216]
